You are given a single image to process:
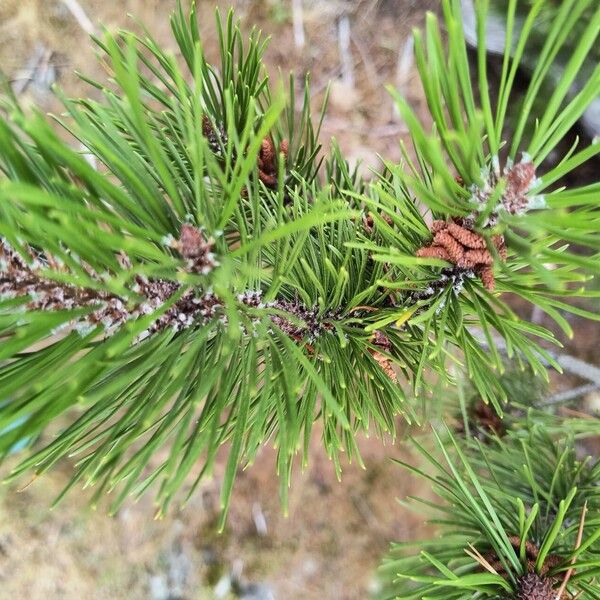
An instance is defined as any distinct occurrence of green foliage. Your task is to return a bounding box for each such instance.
[0,3,421,520]
[0,0,598,526]
[360,0,600,407]
[378,427,600,599]
[493,0,600,63]
[0,4,358,520]
[375,4,600,594]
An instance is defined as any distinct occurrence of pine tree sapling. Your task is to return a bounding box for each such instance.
[379,428,600,599]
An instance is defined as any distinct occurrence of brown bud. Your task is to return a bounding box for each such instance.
[506,161,536,197]
[516,573,555,600]
[179,224,205,259]
[503,160,536,214]
[201,115,214,138]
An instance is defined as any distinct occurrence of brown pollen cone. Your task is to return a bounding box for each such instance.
[201,115,213,138]
[416,219,506,291]
[369,331,397,383]
[257,137,289,189]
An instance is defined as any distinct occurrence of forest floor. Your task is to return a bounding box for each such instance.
[0,1,598,599]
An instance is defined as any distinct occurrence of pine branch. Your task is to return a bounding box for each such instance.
[356,0,600,407]
[0,0,598,523]
[0,3,418,518]
[378,427,600,600]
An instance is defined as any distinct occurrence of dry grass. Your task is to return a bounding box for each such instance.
[0,0,437,168]
[0,426,432,599]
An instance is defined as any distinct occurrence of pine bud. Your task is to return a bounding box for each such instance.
[516,573,555,600]
[177,225,218,275]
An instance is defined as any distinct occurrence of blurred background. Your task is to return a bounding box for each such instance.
[0,1,598,599]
